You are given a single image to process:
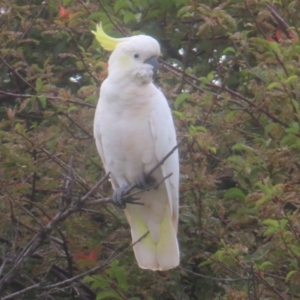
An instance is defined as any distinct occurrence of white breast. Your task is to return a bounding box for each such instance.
[94,78,159,187]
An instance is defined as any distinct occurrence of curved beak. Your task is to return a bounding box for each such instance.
[144,56,158,78]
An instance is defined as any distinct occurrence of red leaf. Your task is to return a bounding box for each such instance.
[89,251,95,261]
[276,29,282,42]
[74,253,89,260]
[289,32,297,40]
[75,246,102,262]
[99,71,107,78]
[59,6,73,19]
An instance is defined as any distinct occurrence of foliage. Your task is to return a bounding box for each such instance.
[1,0,300,299]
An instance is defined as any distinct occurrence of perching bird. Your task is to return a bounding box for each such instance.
[92,23,179,271]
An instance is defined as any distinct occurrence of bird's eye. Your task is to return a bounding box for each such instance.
[133,53,139,59]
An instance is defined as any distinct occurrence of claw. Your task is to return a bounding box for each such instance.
[113,185,129,209]
[136,173,157,190]
[113,186,143,208]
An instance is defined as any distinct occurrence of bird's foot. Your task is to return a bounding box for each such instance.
[113,185,129,209]
[113,185,142,208]
[136,172,157,190]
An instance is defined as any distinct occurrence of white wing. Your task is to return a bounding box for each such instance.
[149,90,179,232]
[125,88,180,270]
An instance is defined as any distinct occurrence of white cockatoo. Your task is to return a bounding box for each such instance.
[92,23,179,271]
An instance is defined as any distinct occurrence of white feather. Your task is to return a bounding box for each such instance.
[93,34,179,270]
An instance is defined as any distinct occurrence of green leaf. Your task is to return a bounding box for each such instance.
[224,187,246,201]
[265,138,272,147]
[89,275,110,289]
[114,0,132,13]
[83,275,96,283]
[285,122,299,134]
[279,219,288,229]
[223,47,235,54]
[36,78,43,92]
[198,260,212,267]
[232,143,255,153]
[288,1,296,9]
[174,93,190,110]
[226,110,237,122]
[292,99,299,113]
[286,75,298,84]
[280,134,297,147]
[123,11,136,24]
[254,182,271,194]
[96,290,123,300]
[194,126,207,132]
[259,261,273,270]
[67,105,78,113]
[38,95,47,108]
[89,11,106,21]
[267,82,280,90]
[209,146,217,154]
[268,40,280,52]
[285,128,299,134]
[172,111,183,118]
[85,94,97,103]
[15,123,24,134]
[188,125,207,136]
[264,122,278,136]
[132,0,148,8]
[291,245,300,256]
[250,37,279,52]
[262,219,279,227]
[215,250,225,262]
[78,45,85,54]
[207,71,215,81]
[286,270,297,282]
[256,195,272,207]
[263,226,278,236]
[48,139,57,152]
[114,267,128,291]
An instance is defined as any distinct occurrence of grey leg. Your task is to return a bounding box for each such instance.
[113,185,129,209]
[136,172,157,190]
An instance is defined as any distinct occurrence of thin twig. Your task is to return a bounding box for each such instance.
[1,231,149,300]
[159,59,288,127]
[266,4,296,39]
[0,90,96,108]
[5,187,44,229]
[180,266,249,282]
[81,173,110,202]
[96,0,128,35]
[123,141,182,196]
[122,173,173,204]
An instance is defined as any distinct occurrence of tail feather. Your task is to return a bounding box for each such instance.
[156,206,179,270]
[124,187,179,271]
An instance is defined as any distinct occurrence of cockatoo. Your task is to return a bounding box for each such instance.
[92,23,179,271]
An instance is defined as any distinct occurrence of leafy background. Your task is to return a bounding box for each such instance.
[1,0,300,299]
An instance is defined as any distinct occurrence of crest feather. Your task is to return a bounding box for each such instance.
[91,23,129,51]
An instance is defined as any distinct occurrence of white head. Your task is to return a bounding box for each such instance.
[92,24,160,85]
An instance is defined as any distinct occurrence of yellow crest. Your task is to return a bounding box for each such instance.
[91,23,129,51]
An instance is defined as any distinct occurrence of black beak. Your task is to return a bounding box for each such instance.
[144,56,158,78]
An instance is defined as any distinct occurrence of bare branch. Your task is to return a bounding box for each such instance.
[1,231,149,300]
[81,172,110,202]
[266,4,296,39]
